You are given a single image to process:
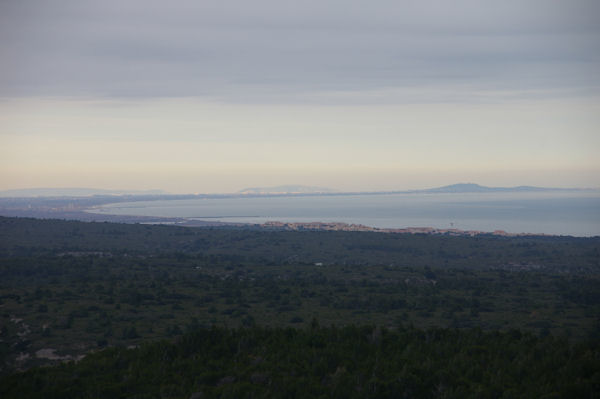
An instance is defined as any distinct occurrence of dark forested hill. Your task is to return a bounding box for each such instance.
[0,216,599,396]
[1,216,598,272]
[2,325,598,399]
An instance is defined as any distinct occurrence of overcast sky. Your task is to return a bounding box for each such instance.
[1,0,599,192]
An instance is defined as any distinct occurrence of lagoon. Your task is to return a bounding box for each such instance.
[89,190,600,237]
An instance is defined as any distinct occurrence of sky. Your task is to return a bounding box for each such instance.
[1,0,599,193]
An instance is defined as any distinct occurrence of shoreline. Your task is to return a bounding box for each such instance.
[0,208,564,238]
[1,194,596,238]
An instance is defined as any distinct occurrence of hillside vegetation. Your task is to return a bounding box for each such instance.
[0,217,598,396]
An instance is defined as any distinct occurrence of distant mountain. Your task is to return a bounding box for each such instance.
[0,188,168,198]
[238,185,335,195]
[236,183,584,196]
[419,183,577,193]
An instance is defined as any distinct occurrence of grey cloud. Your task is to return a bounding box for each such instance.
[1,0,599,102]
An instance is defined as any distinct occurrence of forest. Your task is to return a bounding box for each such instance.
[0,216,599,397]
[2,325,598,398]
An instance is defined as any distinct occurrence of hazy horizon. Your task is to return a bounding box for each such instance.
[1,182,598,198]
[1,1,599,193]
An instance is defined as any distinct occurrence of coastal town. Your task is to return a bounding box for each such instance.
[0,194,554,237]
[262,221,540,237]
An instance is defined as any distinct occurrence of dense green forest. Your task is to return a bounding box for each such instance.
[0,217,599,397]
[2,325,599,398]
[1,217,599,273]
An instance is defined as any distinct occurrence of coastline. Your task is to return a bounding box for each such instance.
[0,206,556,238]
[1,191,597,237]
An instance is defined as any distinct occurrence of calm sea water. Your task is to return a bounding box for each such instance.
[90,191,600,236]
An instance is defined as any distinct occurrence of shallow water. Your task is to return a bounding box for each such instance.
[90,190,600,236]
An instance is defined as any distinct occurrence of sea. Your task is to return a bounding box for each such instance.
[89,190,600,237]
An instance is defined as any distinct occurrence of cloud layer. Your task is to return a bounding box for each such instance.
[2,0,599,102]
